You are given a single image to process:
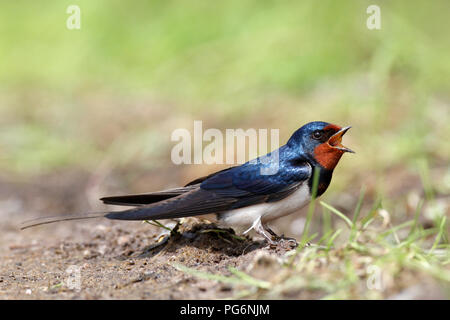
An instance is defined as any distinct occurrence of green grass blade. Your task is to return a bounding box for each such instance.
[320,201,353,228]
[228,266,271,289]
[300,168,320,244]
[361,197,382,228]
[173,263,242,285]
[144,220,174,233]
[326,229,342,251]
[349,186,365,241]
[408,199,424,238]
[429,216,447,253]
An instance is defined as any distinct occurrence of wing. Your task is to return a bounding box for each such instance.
[100,167,236,206]
[105,187,237,220]
[100,185,198,206]
[200,157,312,207]
[104,157,312,221]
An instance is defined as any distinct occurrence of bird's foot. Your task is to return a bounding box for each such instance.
[253,221,297,249]
[267,235,298,249]
[265,226,297,248]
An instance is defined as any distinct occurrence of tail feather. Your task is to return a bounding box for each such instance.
[104,189,236,221]
[20,212,106,230]
[100,185,198,206]
[21,186,239,229]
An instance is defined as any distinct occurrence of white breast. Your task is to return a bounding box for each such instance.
[218,183,311,232]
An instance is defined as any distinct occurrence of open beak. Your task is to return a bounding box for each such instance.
[327,126,355,153]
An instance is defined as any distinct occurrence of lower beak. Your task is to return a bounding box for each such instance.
[327,126,355,153]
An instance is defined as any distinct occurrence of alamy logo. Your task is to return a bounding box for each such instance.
[366,5,381,30]
[66,5,81,30]
[171,121,280,175]
[366,265,384,291]
[66,265,81,291]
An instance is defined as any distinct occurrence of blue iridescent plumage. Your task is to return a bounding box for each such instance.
[22,121,352,245]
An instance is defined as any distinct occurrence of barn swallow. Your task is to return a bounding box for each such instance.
[22,121,353,246]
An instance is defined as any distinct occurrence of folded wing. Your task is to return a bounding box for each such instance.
[104,159,311,221]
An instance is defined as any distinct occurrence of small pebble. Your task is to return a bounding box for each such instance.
[95,225,108,232]
[117,236,130,245]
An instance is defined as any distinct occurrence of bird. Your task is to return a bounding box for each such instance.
[21,121,353,246]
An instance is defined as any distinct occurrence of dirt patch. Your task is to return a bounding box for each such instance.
[0,166,448,300]
[0,170,291,299]
[1,217,296,299]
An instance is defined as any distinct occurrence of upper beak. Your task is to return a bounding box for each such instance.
[327,126,355,153]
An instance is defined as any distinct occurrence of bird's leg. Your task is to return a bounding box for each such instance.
[264,224,298,248]
[252,218,279,245]
[253,218,297,248]
[264,225,279,237]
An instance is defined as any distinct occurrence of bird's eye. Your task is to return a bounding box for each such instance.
[312,130,323,140]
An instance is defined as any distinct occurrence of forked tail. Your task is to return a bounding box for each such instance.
[20,212,106,230]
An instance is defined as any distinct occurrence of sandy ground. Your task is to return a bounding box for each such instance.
[0,171,294,299]
[1,217,284,299]
[0,166,448,300]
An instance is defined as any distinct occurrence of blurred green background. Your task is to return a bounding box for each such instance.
[0,1,449,211]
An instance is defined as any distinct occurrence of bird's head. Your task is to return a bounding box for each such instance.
[287,121,354,170]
